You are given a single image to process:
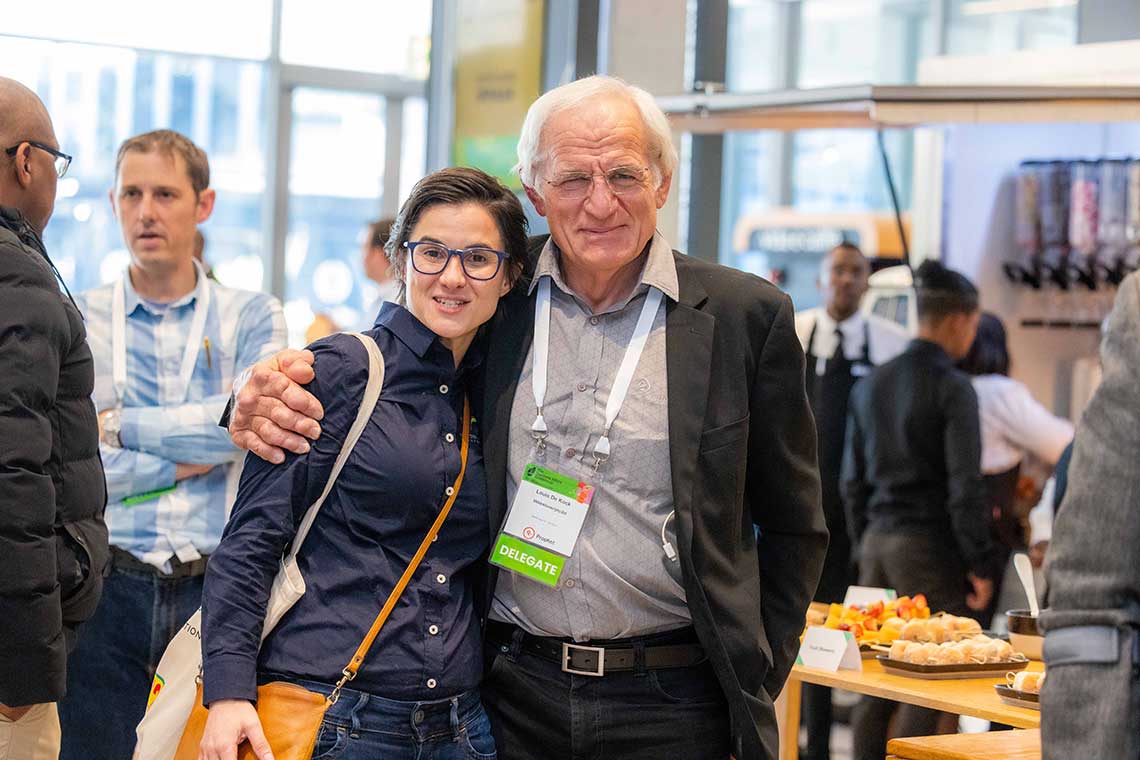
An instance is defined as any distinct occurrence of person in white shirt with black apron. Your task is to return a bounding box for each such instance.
[794,243,909,760]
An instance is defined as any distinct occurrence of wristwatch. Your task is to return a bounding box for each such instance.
[100,408,123,448]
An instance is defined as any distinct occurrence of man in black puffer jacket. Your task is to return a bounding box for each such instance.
[0,77,108,758]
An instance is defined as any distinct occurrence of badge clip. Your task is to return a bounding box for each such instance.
[591,434,611,474]
[532,411,548,454]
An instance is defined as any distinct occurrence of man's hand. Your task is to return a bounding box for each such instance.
[175,463,216,481]
[965,573,994,612]
[0,702,35,721]
[1029,540,1049,569]
[198,699,274,760]
[229,350,323,464]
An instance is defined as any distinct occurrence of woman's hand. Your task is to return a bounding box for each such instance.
[199,699,275,760]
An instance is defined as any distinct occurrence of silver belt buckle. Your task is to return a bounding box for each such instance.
[561,642,605,676]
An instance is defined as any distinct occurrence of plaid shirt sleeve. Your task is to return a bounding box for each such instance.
[119,294,287,465]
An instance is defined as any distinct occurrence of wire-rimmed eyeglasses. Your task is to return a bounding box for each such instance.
[544,165,650,200]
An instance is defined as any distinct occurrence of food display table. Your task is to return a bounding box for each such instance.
[886,728,1041,760]
[777,660,1043,760]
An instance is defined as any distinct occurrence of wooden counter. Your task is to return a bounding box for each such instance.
[886,728,1041,760]
[778,660,1042,760]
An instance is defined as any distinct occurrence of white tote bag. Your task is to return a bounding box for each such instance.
[134,333,385,760]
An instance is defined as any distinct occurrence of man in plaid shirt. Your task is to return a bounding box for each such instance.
[59,130,286,760]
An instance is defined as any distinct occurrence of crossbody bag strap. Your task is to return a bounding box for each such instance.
[288,333,385,559]
[330,395,472,703]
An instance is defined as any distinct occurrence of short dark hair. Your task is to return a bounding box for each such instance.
[386,168,528,300]
[914,260,979,323]
[115,129,209,195]
[366,218,396,249]
[830,241,865,258]
[958,312,1009,376]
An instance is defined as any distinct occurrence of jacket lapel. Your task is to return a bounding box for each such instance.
[666,253,714,563]
[481,289,535,544]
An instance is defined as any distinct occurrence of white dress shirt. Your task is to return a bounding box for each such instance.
[794,307,911,374]
[971,374,1074,475]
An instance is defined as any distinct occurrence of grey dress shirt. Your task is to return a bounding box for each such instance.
[489,233,692,641]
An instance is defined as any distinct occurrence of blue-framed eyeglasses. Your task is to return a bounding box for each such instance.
[404,241,506,281]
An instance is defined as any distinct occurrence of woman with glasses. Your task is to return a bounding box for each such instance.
[196,167,526,760]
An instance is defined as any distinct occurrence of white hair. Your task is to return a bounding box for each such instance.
[514,75,678,193]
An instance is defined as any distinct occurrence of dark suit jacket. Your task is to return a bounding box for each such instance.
[478,236,827,760]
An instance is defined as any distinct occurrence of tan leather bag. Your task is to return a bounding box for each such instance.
[174,398,473,760]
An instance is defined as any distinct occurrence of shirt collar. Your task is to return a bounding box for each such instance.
[527,232,680,307]
[814,308,866,339]
[122,262,207,317]
[373,301,487,373]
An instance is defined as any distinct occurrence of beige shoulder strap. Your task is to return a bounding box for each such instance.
[288,332,385,560]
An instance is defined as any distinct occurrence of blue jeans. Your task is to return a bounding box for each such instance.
[278,677,496,760]
[58,560,204,760]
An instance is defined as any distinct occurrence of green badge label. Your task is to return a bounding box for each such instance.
[522,464,595,504]
[489,533,566,587]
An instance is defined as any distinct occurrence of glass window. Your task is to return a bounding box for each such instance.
[719,132,780,267]
[791,129,912,213]
[281,0,432,78]
[284,89,387,346]
[400,96,428,203]
[947,0,1079,56]
[718,1,782,266]
[0,36,268,296]
[725,0,780,92]
[3,0,272,60]
[798,0,934,88]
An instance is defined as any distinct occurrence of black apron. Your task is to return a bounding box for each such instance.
[805,319,873,603]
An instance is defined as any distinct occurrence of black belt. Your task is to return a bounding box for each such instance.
[111,546,209,578]
[486,621,706,677]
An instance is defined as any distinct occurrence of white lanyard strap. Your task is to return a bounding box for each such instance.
[531,276,664,470]
[531,278,553,450]
[111,261,211,406]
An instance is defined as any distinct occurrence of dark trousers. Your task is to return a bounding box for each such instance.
[481,631,730,760]
[800,683,834,760]
[850,529,973,760]
[58,558,204,760]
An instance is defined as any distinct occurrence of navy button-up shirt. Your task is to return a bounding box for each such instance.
[202,303,488,703]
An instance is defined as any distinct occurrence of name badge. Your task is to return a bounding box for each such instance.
[489,463,595,587]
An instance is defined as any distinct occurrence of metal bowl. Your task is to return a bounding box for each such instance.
[1007,609,1043,660]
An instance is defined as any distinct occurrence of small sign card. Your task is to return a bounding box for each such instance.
[843,585,897,608]
[796,626,863,673]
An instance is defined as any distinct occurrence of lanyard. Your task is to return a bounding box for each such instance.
[531,276,664,471]
[111,261,211,407]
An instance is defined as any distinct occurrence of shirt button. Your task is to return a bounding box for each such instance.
[565,579,576,588]
[426,678,437,689]
[439,384,449,394]
[436,573,447,584]
[589,316,599,326]
[445,432,455,443]
[432,534,438,543]
[565,448,577,459]
[576,382,588,392]
[429,624,439,635]
[445,486,455,496]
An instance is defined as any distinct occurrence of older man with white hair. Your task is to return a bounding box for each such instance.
[225,75,826,760]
